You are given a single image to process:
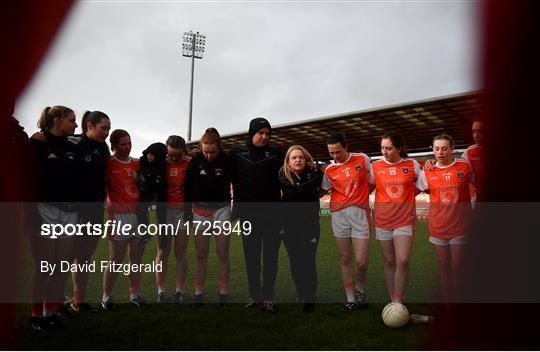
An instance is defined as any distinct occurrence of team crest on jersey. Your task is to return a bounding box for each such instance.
[215,168,223,177]
[170,168,178,176]
[386,182,404,199]
[355,165,362,171]
[125,184,138,198]
[265,151,270,158]
[457,171,464,179]
[402,167,409,173]
[440,186,459,205]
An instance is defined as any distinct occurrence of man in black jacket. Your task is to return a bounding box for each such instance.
[230,117,283,313]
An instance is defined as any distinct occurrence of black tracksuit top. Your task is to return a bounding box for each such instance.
[31,131,83,209]
[279,167,323,235]
[184,152,233,210]
[70,134,110,203]
[229,143,283,203]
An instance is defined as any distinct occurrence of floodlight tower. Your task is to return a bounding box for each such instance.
[182,31,206,141]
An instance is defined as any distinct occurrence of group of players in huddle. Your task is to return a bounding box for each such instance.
[26,105,484,330]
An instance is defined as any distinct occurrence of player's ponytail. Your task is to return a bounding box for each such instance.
[200,127,222,150]
[37,105,74,131]
[37,107,52,130]
[81,110,110,136]
[81,111,91,135]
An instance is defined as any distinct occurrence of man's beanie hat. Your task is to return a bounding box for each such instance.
[248,117,272,141]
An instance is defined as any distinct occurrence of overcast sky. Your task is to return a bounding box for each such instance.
[15,0,479,157]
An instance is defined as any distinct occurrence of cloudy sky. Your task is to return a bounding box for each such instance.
[15,0,479,156]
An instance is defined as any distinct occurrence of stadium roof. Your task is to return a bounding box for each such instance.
[187,91,481,161]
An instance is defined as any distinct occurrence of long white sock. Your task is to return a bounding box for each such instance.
[344,282,355,302]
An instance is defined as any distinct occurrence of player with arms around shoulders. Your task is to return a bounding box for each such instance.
[321,132,373,313]
[184,128,233,307]
[101,129,147,309]
[424,119,484,201]
[70,111,111,313]
[29,106,82,329]
[136,142,168,247]
[416,133,475,304]
[462,119,484,201]
[371,131,421,306]
[154,135,191,304]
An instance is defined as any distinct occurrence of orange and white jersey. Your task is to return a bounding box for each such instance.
[106,157,140,214]
[322,152,372,212]
[371,158,421,229]
[462,144,483,199]
[416,158,474,239]
[166,155,191,208]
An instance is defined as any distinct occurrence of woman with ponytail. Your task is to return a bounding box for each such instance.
[184,128,233,306]
[370,131,421,306]
[70,111,111,312]
[29,105,81,329]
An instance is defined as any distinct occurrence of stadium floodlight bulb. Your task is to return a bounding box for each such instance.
[182,30,206,59]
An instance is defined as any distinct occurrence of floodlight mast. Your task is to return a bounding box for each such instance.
[182,31,205,141]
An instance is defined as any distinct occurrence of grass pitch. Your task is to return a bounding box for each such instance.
[17,218,440,350]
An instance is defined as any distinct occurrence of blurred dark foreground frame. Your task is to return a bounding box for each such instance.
[2,0,540,350]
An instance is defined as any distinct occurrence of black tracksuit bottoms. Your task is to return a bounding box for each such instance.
[241,208,281,302]
[282,229,319,303]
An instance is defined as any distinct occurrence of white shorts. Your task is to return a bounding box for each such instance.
[166,207,185,225]
[37,203,79,240]
[108,212,140,241]
[157,207,186,248]
[375,225,414,241]
[429,235,467,246]
[331,206,371,240]
[193,205,231,224]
